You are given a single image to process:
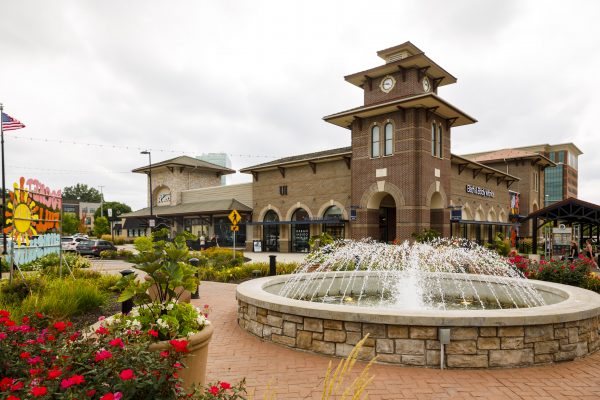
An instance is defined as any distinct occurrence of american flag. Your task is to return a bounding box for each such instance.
[2,112,25,131]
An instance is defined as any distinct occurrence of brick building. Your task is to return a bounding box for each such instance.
[124,42,580,252]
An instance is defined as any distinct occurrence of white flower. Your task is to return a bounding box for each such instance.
[156,318,169,330]
[130,308,139,317]
[165,302,174,311]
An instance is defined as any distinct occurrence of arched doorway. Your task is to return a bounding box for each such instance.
[263,210,280,252]
[430,192,444,235]
[378,194,396,243]
[322,205,345,239]
[291,208,310,252]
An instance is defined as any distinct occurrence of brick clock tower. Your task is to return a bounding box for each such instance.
[324,42,476,242]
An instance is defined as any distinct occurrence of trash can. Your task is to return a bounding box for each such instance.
[253,240,262,252]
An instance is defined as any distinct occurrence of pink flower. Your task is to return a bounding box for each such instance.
[119,369,135,381]
[0,332,6,340]
[95,326,109,335]
[109,338,124,348]
[94,350,113,362]
[27,356,42,365]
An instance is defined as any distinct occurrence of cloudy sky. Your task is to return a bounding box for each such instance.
[1,0,599,210]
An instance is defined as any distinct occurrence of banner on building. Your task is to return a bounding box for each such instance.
[509,191,520,217]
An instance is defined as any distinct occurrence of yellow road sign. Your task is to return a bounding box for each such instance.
[230,225,240,232]
[228,209,241,225]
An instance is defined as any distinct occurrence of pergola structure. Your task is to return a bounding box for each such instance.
[521,197,600,254]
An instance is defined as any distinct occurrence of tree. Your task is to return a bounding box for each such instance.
[62,212,80,235]
[93,201,132,219]
[63,184,102,202]
[93,216,110,237]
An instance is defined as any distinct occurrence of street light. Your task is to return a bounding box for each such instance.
[140,151,153,228]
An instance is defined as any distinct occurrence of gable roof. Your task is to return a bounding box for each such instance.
[132,155,235,174]
[240,147,352,172]
[463,149,555,167]
[121,198,252,218]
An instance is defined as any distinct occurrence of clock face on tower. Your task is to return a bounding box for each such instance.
[379,75,396,93]
[422,76,431,92]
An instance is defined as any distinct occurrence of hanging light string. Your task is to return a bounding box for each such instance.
[7,134,275,159]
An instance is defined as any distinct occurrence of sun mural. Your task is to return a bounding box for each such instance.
[4,177,39,246]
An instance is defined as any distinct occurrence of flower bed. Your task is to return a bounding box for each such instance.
[0,309,246,399]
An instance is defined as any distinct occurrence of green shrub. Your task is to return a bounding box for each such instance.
[18,252,91,272]
[411,228,441,243]
[485,232,511,256]
[193,247,245,268]
[134,235,154,252]
[198,261,299,282]
[100,249,118,259]
[19,278,108,320]
[518,238,533,255]
[100,234,134,245]
[117,249,134,259]
[583,274,600,293]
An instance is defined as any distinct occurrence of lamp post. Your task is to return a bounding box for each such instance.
[140,150,153,230]
[99,185,104,217]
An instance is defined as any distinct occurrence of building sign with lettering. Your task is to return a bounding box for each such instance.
[465,185,495,198]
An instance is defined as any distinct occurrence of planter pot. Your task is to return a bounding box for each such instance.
[149,324,214,392]
[144,275,192,303]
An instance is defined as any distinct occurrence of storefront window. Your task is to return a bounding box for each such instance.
[322,206,344,239]
[263,210,280,252]
[214,216,246,248]
[291,208,310,253]
[184,216,210,237]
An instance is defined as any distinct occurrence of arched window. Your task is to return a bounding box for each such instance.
[322,205,345,239]
[384,123,393,156]
[263,210,280,252]
[371,126,380,158]
[437,124,443,158]
[291,208,310,253]
[431,123,436,156]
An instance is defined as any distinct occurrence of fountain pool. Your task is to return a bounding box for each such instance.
[237,240,600,368]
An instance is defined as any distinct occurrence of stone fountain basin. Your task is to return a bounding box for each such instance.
[236,272,600,368]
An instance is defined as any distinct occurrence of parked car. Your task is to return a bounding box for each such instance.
[61,236,88,251]
[75,240,116,257]
[73,233,89,240]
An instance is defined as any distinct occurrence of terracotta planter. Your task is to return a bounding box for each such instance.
[144,275,192,303]
[149,323,214,392]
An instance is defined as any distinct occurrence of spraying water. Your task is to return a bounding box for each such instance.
[279,238,545,310]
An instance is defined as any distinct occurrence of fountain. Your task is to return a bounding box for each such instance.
[237,239,600,368]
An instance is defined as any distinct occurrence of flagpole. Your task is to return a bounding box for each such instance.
[1,103,6,259]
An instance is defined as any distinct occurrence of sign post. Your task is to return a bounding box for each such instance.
[228,209,241,259]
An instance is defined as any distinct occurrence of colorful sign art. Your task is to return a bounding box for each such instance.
[509,191,520,216]
[3,177,61,266]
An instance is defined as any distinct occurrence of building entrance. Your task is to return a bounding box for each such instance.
[378,194,396,243]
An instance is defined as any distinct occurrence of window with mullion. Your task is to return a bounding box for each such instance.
[371,126,380,158]
[437,124,443,158]
[431,123,436,156]
[384,123,393,156]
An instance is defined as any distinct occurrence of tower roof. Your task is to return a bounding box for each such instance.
[323,92,476,128]
[344,41,457,88]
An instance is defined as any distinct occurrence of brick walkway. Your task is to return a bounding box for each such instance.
[194,281,600,400]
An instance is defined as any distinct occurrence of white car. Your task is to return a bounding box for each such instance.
[61,236,87,251]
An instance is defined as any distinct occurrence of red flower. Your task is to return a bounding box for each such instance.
[209,386,219,395]
[86,389,97,397]
[19,352,30,359]
[109,338,124,348]
[47,335,56,342]
[53,322,67,332]
[69,331,81,341]
[0,377,14,391]
[100,393,122,400]
[6,395,21,400]
[160,351,169,358]
[22,316,29,324]
[70,375,85,385]
[60,379,74,389]
[29,369,42,376]
[0,332,6,340]
[95,326,109,335]
[35,312,44,318]
[95,350,113,362]
[173,362,183,370]
[31,386,48,397]
[10,381,24,391]
[27,356,42,365]
[148,329,159,337]
[0,310,9,318]
[47,369,62,379]
[169,339,189,353]
[119,369,135,381]
[219,381,231,390]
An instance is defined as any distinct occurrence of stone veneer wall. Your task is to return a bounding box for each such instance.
[238,300,600,368]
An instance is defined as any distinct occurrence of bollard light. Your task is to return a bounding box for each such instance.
[269,255,277,276]
[189,258,200,299]
[119,269,135,315]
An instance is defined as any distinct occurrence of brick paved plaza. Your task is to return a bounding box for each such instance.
[196,281,600,399]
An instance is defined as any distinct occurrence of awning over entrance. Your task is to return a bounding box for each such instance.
[121,198,252,218]
[247,218,348,226]
[520,197,600,253]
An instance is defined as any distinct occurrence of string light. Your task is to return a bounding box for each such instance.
[7,135,275,159]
